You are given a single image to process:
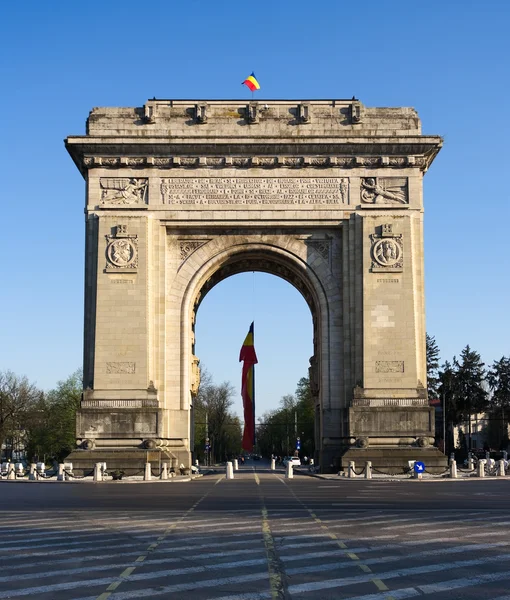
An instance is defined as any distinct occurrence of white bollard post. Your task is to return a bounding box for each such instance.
[29,464,37,481]
[497,459,505,477]
[234,459,239,471]
[468,456,475,471]
[57,464,65,481]
[477,459,486,478]
[348,461,356,478]
[226,461,234,479]
[450,460,458,479]
[161,463,169,480]
[94,463,103,482]
[7,464,15,480]
[271,458,276,470]
[365,461,372,479]
[285,462,294,479]
[144,463,152,481]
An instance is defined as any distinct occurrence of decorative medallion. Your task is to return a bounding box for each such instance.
[361,177,408,205]
[107,239,137,268]
[370,223,403,272]
[105,226,138,272]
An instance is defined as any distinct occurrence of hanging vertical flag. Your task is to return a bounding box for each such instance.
[242,72,261,92]
[240,322,258,451]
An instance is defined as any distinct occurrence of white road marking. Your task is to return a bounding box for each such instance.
[286,555,510,594]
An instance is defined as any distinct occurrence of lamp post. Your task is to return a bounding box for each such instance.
[443,393,446,455]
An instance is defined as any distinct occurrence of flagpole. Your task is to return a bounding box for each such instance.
[252,321,256,450]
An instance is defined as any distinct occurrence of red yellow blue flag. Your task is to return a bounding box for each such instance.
[242,72,261,92]
[240,322,258,451]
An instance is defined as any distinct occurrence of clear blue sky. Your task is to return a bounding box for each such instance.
[1,1,508,420]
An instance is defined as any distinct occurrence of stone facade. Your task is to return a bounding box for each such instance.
[66,99,445,472]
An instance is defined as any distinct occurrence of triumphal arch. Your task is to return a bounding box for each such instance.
[66,98,446,473]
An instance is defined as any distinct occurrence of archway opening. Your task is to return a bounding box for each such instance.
[194,271,314,464]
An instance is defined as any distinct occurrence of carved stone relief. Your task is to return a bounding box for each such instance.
[106,362,136,374]
[100,178,148,205]
[190,355,201,396]
[179,240,209,261]
[376,361,404,373]
[361,177,408,205]
[307,240,331,263]
[370,224,403,273]
[309,355,319,397]
[106,225,138,272]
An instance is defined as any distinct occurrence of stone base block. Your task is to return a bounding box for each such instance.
[65,448,190,477]
[339,446,448,475]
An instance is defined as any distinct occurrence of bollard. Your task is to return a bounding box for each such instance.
[285,462,294,479]
[144,463,152,481]
[94,462,103,482]
[161,463,169,480]
[57,464,65,481]
[365,461,372,479]
[226,461,234,479]
[271,458,276,470]
[7,464,15,480]
[497,459,505,477]
[468,455,475,471]
[234,459,239,471]
[348,461,356,478]
[450,460,458,479]
[29,464,37,481]
[477,459,486,478]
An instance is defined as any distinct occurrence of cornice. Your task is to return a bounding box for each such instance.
[66,137,443,178]
[78,154,430,173]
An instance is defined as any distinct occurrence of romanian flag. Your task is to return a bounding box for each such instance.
[242,72,261,92]
[240,322,258,451]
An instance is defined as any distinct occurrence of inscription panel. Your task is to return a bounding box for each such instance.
[160,177,348,205]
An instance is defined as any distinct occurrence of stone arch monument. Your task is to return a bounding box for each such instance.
[66,99,446,473]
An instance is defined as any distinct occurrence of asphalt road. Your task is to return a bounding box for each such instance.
[1,461,509,600]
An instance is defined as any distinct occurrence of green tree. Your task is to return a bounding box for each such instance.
[25,370,82,462]
[426,334,441,401]
[438,360,458,454]
[255,377,315,459]
[487,356,510,448]
[453,345,489,450]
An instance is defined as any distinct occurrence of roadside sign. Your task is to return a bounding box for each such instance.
[414,461,425,473]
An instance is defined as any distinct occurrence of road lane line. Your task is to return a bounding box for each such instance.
[255,470,288,599]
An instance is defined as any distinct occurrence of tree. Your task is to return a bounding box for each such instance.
[255,377,315,459]
[453,345,489,450]
[487,356,510,448]
[0,371,41,460]
[426,334,440,401]
[438,360,458,455]
[193,369,241,464]
[25,370,82,462]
